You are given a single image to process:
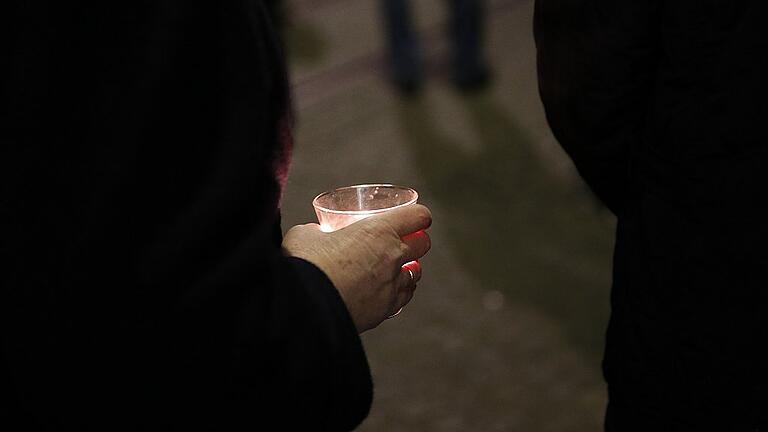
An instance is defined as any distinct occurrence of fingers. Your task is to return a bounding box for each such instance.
[373,204,432,237]
[390,264,419,316]
[401,230,431,264]
[398,261,420,298]
[402,260,422,284]
[392,290,414,316]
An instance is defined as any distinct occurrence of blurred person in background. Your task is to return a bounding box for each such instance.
[535,0,767,430]
[1,1,431,430]
[380,0,490,93]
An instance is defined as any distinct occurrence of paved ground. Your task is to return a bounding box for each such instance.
[279,0,616,430]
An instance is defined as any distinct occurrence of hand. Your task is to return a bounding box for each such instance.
[282,204,432,333]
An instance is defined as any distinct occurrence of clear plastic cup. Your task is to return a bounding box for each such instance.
[312,184,418,233]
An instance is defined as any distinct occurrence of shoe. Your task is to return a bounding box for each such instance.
[392,78,421,96]
[454,69,491,93]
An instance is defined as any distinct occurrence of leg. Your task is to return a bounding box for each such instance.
[380,0,421,91]
[449,0,489,89]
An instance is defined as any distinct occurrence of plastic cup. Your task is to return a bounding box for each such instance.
[312,184,418,233]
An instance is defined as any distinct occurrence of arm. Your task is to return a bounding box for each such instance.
[1,1,427,429]
[534,0,661,215]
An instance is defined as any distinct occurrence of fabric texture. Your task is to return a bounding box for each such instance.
[535,0,768,429]
[1,1,371,430]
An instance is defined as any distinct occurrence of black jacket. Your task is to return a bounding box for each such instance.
[1,1,371,430]
[535,0,768,429]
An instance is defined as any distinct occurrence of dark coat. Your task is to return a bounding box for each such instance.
[535,0,768,429]
[1,1,371,430]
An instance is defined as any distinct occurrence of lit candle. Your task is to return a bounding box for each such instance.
[313,184,418,232]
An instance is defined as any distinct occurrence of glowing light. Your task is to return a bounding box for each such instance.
[313,184,418,232]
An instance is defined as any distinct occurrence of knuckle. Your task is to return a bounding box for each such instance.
[397,242,410,260]
[365,217,387,231]
[386,245,405,265]
[285,226,301,236]
[359,218,388,237]
[416,206,432,227]
[370,241,397,265]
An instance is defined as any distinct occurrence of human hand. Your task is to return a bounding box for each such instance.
[282,204,432,333]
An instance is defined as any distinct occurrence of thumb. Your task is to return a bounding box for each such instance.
[371,204,432,237]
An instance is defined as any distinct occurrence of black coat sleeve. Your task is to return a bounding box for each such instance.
[0,1,370,430]
[534,0,661,215]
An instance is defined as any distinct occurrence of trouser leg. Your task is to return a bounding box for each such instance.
[449,0,488,84]
[381,0,421,84]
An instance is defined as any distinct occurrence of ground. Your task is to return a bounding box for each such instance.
[279,0,616,430]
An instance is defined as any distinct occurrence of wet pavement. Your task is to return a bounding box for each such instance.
[280,0,616,430]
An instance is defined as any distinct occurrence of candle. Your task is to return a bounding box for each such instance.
[312,184,418,232]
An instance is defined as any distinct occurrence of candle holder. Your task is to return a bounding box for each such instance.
[312,184,418,233]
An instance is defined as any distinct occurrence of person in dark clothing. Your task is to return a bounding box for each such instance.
[535,0,768,429]
[263,0,286,36]
[380,0,489,93]
[1,1,431,430]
